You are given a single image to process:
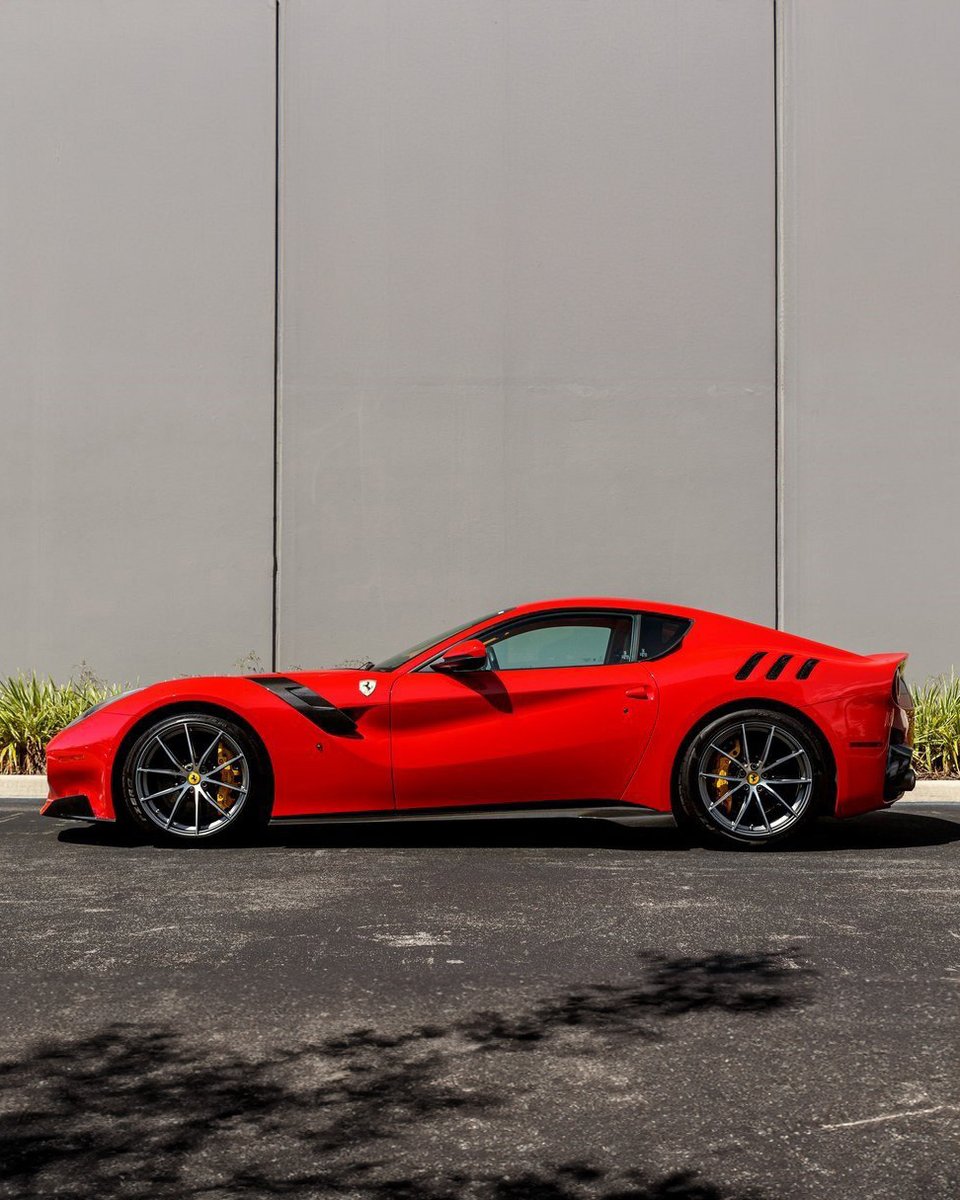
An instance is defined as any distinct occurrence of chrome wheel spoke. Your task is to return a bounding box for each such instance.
[754,789,772,832]
[731,794,752,829]
[706,779,746,811]
[206,780,245,795]
[198,786,229,820]
[202,754,244,778]
[140,782,185,803]
[759,780,799,816]
[741,723,750,763]
[759,725,775,769]
[165,786,190,829]
[137,766,181,777]
[155,734,183,770]
[198,732,222,770]
[764,748,803,772]
[709,742,745,769]
[184,722,196,765]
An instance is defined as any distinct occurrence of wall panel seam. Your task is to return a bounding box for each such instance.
[272,0,282,671]
[774,0,785,629]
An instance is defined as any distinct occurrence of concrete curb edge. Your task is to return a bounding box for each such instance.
[3,776,960,804]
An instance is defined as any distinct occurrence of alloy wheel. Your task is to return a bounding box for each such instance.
[131,719,250,838]
[696,719,814,839]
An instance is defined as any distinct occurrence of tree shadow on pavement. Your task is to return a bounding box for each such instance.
[0,951,804,1199]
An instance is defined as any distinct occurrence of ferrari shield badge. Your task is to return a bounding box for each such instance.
[359,679,377,697]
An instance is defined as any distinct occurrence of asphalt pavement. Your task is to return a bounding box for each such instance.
[1,801,959,1200]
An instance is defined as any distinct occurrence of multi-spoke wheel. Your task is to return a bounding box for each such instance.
[120,713,268,843]
[675,708,828,847]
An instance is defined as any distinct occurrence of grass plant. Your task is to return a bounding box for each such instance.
[910,673,960,778]
[2,669,960,778]
[0,673,124,774]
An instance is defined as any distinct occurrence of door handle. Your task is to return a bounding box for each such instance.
[625,686,654,701]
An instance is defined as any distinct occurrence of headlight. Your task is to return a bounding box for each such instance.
[63,688,144,730]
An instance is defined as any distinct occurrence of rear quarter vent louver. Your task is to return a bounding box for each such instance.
[735,652,766,680]
[766,654,792,680]
[796,658,820,680]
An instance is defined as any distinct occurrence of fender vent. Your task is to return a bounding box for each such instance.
[735,652,766,680]
[796,658,820,680]
[766,654,792,680]
[253,676,358,736]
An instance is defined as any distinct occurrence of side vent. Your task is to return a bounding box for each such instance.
[766,654,792,680]
[253,676,359,736]
[796,658,820,680]
[735,651,766,681]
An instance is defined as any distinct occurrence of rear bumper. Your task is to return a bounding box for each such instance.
[884,742,916,801]
[813,662,915,818]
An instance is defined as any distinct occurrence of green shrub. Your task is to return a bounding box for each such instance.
[0,673,125,774]
[2,668,960,779]
[911,674,960,778]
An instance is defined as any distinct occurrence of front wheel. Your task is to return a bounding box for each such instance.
[120,713,269,844]
[675,708,828,847]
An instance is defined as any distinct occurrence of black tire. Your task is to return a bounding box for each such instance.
[119,712,270,845]
[675,707,829,848]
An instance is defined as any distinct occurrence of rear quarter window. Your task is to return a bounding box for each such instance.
[637,613,692,660]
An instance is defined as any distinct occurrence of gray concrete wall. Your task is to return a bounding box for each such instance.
[0,0,276,682]
[278,0,775,670]
[1,0,956,686]
[780,0,960,681]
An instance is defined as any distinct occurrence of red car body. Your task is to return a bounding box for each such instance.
[43,597,914,831]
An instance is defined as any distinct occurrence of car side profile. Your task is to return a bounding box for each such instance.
[43,597,916,848]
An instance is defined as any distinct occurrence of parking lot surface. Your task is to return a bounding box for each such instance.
[1,801,959,1200]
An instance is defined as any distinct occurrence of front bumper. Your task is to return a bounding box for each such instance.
[41,794,103,822]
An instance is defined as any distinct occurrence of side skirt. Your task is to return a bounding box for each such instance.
[270,800,676,828]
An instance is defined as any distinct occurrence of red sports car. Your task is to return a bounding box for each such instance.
[42,598,916,847]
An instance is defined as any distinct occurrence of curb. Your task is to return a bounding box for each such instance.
[2,775,960,805]
[1,776,47,799]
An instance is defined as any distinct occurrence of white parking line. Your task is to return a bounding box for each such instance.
[821,1104,957,1131]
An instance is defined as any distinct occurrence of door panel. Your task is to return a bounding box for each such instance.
[390,663,659,810]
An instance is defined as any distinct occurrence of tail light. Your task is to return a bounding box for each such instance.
[892,663,914,746]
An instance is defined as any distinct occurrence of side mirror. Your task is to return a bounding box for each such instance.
[435,638,488,672]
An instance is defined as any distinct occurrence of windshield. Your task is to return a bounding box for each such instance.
[371,611,509,672]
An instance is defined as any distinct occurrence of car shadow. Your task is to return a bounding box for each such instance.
[56,806,960,853]
[780,808,960,852]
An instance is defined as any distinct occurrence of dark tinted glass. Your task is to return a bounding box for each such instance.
[636,613,690,659]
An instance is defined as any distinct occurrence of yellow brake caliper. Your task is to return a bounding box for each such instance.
[215,742,241,810]
[714,741,740,815]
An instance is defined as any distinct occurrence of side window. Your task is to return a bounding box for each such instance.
[636,612,691,659]
[485,615,633,671]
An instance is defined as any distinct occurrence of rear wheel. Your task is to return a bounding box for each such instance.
[120,713,268,843]
[676,708,827,847]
